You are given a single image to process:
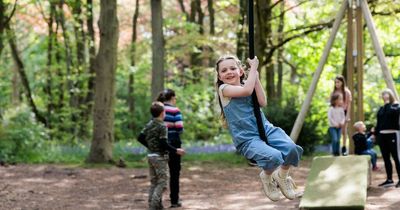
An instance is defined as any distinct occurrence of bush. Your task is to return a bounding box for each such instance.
[265,99,324,155]
[0,104,49,162]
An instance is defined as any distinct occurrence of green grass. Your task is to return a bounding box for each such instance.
[16,142,248,168]
[7,141,322,169]
[182,152,249,168]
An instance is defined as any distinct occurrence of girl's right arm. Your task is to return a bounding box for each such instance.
[345,88,352,121]
[221,57,259,98]
[254,75,267,107]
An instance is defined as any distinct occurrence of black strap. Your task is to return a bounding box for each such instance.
[248,0,268,144]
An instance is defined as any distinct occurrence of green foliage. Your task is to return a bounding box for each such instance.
[38,143,89,164]
[182,152,248,168]
[115,49,152,140]
[0,105,49,162]
[170,82,222,142]
[265,99,325,155]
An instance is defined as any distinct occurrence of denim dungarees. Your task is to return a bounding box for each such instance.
[223,95,303,170]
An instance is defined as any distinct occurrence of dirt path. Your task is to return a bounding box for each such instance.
[0,158,398,210]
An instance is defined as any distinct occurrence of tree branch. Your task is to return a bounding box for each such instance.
[263,20,334,65]
[371,9,400,16]
[269,0,309,21]
[268,0,284,11]
[7,25,47,126]
[177,0,189,21]
[365,52,400,65]
[3,0,17,27]
[284,19,335,34]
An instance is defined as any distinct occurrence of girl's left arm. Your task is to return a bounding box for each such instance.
[345,89,352,121]
[255,75,267,107]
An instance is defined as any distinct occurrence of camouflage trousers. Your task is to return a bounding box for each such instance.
[148,155,169,210]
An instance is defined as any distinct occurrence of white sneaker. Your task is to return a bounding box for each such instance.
[259,171,281,201]
[272,170,297,200]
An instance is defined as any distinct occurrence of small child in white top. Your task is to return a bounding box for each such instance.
[327,93,345,156]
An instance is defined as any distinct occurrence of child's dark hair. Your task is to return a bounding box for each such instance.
[156,89,175,103]
[150,101,164,117]
[215,55,245,123]
[330,93,342,107]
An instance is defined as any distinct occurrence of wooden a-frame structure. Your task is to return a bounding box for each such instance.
[290,0,399,153]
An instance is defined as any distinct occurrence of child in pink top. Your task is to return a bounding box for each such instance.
[328,94,345,156]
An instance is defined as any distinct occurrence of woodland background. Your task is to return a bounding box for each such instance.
[0,0,399,163]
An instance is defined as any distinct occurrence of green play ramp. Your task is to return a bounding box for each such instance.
[299,156,371,210]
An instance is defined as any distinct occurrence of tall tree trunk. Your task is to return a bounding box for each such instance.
[207,0,214,35]
[71,0,87,106]
[189,0,196,22]
[0,0,5,55]
[283,57,298,84]
[45,2,56,129]
[196,0,207,67]
[276,1,285,101]
[51,18,65,112]
[176,0,190,83]
[196,0,204,34]
[71,0,86,68]
[255,0,274,99]
[8,27,47,125]
[236,0,248,61]
[206,0,215,67]
[189,0,203,81]
[55,39,66,111]
[85,0,96,114]
[177,0,189,21]
[0,0,16,56]
[151,0,164,100]
[266,63,275,100]
[254,0,267,72]
[71,0,90,138]
[0,0,21,105]
[56,1,74,105]
[11,62,21,105]
[87,0,119,163]
[56,1,80,140]
[128,0,139,130]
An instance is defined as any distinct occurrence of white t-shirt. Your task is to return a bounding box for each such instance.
[218,84,231,107]
[328,106,345,127]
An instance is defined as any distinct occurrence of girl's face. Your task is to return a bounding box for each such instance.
[382,93,390,104]
[335,79,343,89]
[217,59,244,85]
[335,96,343,107]
[171,96,177,105]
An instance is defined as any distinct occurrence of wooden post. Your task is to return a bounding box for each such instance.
[356,1,364,122]
[290,0,348,142]
[346,1,355,154]
[360,0,399,100]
